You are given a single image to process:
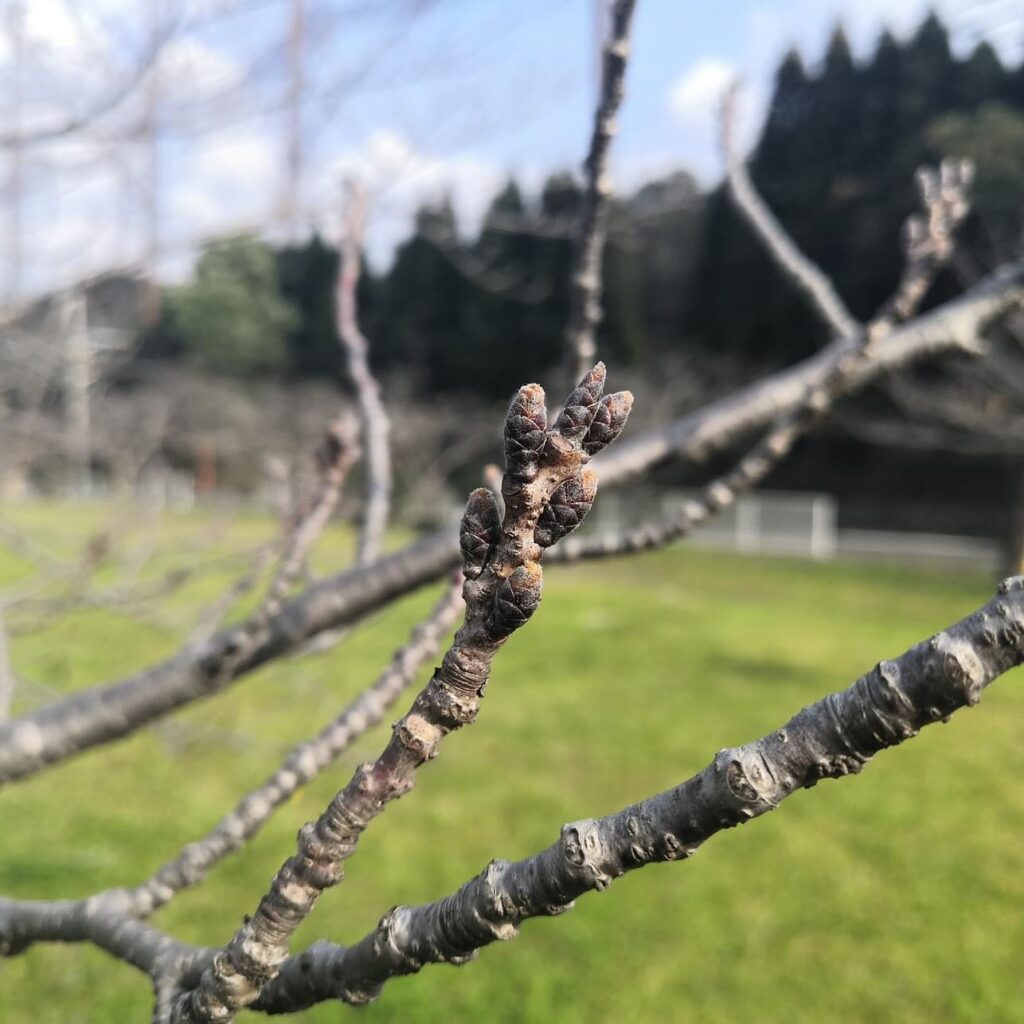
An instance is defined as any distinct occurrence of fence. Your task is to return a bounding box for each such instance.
[581,488,1001,570]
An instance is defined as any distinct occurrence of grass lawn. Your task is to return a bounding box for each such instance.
[1,502,1022,1022]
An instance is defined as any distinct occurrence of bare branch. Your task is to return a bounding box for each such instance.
[0,264,1020,787]
[721,83,861,342]
[0,18,180,148]
[594,259,1023,483]
[482,462,505,520]
[871,159,974,334]
[124,577,463,918]
[0,892,205,980]
[253,419,359,627]
[252,576,1024,1012]
[337,180,392,565]
[564,0,638,382]
[4,577,1024,1015]
[186,419,358,650]
[563,161,976,561]
[170,365,633,1022]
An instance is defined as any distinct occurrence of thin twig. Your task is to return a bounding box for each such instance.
[252,419,359,627]
[562,160,975,562]
[564,0,638,383]
[123,578,464,918]
[189,419,358,653]
[337,179,392,565]
[721,82,860,342]
[171,365,633,1022]
[871,159,974,333]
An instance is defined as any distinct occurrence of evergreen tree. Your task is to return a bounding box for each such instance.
[378,199,472,391]
[275,234,342,379]
[167,236,297,376]
[957,41,1004,109]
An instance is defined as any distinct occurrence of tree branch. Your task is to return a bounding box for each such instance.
[337,180,391,565]
[0,18,180,148]
[4,577,1024,1015]
[250,576,1024,1012]
[0,262,1020,787]
[123,577,463,919]
[171,365,633,1021]
[721,83,860,342]
[594,258,1023,483]
[560,159,975,561]
[872,159,973,331]
[564,0,638,383]
[0,892,205,982]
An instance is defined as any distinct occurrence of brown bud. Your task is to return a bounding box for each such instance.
[535,469,598,548]
[317,418,353,471]
[583,390,634,456]
[555,362,606,442]
[486,562,542,637]
[504,383,548,482]
[459,488,502,579]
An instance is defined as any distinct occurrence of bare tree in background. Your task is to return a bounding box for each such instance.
[3,2,1024,1020]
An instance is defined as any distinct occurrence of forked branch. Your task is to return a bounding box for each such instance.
[253,576,1024,1010]
[171,365,633,1022]
[0,261,1020,787]
[562,158,975,561]
[8,574,1021,1018]
[123,577,463,919]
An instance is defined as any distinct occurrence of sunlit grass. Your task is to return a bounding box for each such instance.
[1,503,1020,1023]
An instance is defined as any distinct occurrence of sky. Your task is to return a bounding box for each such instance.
[3,0,1022,299]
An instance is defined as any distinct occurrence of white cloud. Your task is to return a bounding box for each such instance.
[312,129,506,268]
[167,128,280,246]
[668,58,736,122]
[159,37,246,103]
[23,0,96,55]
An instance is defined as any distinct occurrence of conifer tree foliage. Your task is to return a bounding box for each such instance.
[692,12,1024,362]
[167,237,298,376]
[136,12,1024,397]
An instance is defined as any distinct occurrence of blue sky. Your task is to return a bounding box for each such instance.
[6,0,1022,294]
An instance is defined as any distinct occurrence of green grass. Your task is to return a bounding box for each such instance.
[1,503,1022,1023]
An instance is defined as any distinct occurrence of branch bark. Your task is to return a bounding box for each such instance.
[560,159,975,561]
[3,577,1023,1015]
[121,578,463,919]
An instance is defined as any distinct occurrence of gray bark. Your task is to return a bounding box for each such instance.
[336,182,391,566]
[123,580,463,918]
